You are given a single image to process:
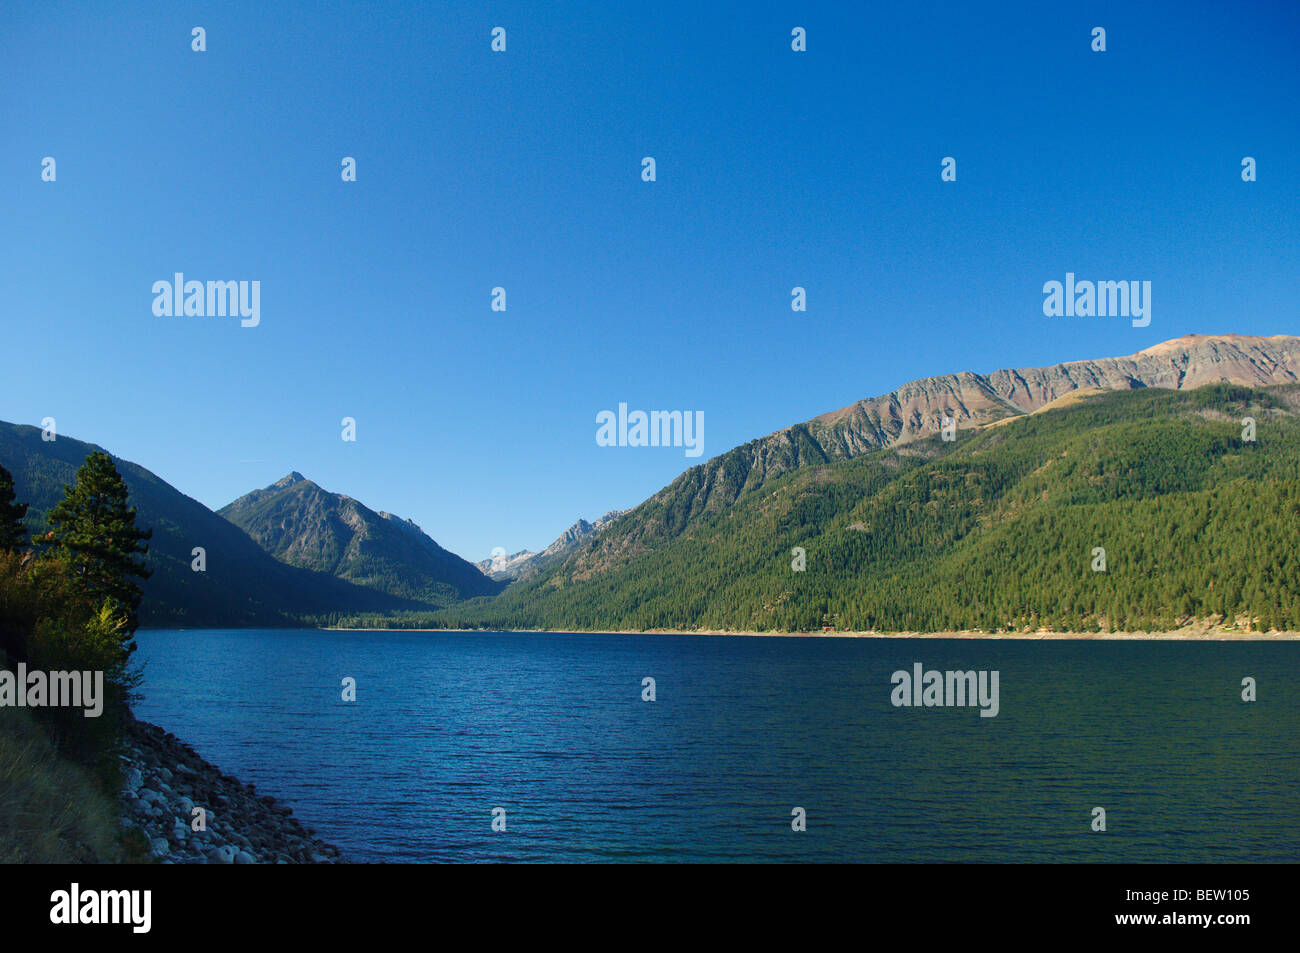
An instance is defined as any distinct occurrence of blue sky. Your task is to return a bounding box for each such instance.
[2,0,1297,561]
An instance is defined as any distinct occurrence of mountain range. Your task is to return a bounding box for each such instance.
[3,333,1299,630]
[585,333,1300,560]
[442,380,1300,633]
[431,333,1300,633]
[500,333,1300,583]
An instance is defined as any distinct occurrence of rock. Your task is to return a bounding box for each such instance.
[206,845,237,865]
[150,837,170,857]
[234,851,256,865]
[124,767,144,794]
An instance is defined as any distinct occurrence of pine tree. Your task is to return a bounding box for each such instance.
[47,451,152,633]
[0,462,27,551]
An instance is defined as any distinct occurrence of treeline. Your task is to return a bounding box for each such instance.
[408,384,1300,634]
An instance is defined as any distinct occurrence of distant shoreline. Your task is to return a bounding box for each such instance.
[315,626,1300,641]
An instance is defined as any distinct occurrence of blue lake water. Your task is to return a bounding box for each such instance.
[133,629,1300,863]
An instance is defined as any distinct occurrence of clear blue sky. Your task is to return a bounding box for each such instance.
[2,0,1297,561]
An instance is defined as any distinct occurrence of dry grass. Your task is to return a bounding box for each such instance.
[0,704,121,863]
[982,388,1110,429]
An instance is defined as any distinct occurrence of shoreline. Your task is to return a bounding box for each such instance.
[316,626,1300,641]
[121,715,344,864]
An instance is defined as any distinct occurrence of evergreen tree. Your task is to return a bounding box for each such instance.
[0,462,28,551]
[47,451,152,633]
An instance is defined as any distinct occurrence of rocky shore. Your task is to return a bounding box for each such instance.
[119,716,344,864]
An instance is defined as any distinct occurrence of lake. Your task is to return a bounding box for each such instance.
[133,629,1300,863]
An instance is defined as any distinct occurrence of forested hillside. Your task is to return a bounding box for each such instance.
[535,334,1300,557]
[382,384,1300,633]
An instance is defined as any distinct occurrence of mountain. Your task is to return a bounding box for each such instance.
[220,474,503,605]
[542,334,1300,578]
[477,548,536,580]
[0,423,429,626]
[434,381,1300,633]
[476,510,625,582]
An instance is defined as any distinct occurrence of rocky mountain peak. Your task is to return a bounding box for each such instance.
[477,510,628,582]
